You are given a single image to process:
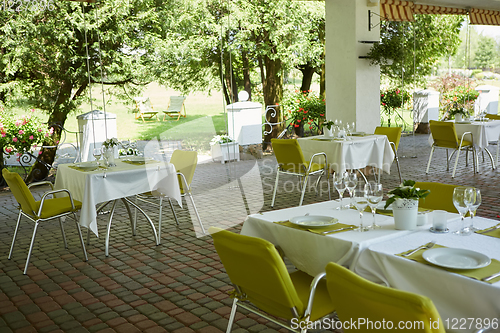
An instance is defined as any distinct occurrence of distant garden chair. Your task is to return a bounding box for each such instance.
[133,97,159,122]
[163,96,187,121]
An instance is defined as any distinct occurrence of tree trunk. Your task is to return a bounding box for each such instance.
[263,53,283,149]
[242,50,252,100]
[223,54,238,104]
[26,80,72,183]
[299,64,315,92]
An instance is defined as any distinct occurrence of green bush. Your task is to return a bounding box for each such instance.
[475,72,485,80]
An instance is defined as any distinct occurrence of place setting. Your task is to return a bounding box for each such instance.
[274,215,357,235]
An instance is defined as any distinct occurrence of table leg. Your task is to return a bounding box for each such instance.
[120,198,135,236]
[122,197,159,246]
[483,147,496,170]
[105,200,118,257]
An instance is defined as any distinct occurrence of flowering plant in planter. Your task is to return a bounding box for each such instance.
[0,111,52,159]
[102,137,120,149]
[385,180,430,209]
[210,134,234,146]
[282,90,326,132]
[380,87,411,116]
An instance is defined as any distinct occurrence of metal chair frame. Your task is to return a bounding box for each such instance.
[8,181,88,274]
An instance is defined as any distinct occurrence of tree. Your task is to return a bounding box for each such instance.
[367,14,463,85]
[0,0,157,181]
[474,36,497,70]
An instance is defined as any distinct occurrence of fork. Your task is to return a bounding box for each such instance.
[402,241,436,257]
[477,223,500,234]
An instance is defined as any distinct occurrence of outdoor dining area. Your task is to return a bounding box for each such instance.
[1,122,500,333]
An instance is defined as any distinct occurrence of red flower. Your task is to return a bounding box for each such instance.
[304,111,308,114]
[294,124,299,128]
[382,102,386,106]
[320,114,324,117]
[381,94,384,97]
[297,119,301,123]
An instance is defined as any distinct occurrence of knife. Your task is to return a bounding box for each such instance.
[482,271,500,282]
[320,226,356,234]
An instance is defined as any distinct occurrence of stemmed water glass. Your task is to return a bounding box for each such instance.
[344,171,358,208]
[93,147,102,166]
[452,187,472,235]
[353,184,369,232]
[367,182,383,229]
[465,187,481,231]
[333,173,347,210]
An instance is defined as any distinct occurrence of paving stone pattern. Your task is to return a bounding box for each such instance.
[0,133,499,333]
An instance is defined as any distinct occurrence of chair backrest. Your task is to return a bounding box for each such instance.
[210,227,305,319]
[325,262,445,333]
[167,96,186,112]
[414,182,458,213]
[429,120,459,148]
[170,150,197,192]
[2,169,37,216]
[134,97,153,112]
[374,126,402,150]
[271,139,307,172]
[486,114,500,120]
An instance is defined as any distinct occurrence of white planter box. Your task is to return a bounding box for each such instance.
[211,142,240,164]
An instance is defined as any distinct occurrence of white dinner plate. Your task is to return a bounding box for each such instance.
[75,162,99,171]
[350,132,366,136]
[455,121,471,124]
[377,201,393,211]
[122,156,152,162]
[422,248,491,270]
[289,215,338,229]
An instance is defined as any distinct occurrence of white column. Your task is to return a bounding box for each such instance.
[325,0,381,133]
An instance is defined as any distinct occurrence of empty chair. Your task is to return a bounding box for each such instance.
[271,138,330,207]
[414,182,459,213]
[427,120,476,178]
[2,168,88,274]
[133,97,159,122]
[485,114,500,165]
[374,126,403,183]
[210,227,334,333]
[324,261,445,333]
[136,150,205,240]
[163,96,187,121]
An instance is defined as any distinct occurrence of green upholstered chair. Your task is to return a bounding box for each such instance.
[374,126,403,183]
[271,138,330,207]
[427,120,476,178]
[210,227,334,333]
[414,182,459,213]
[3,168,87,274]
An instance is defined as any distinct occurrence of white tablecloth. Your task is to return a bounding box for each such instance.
[55,160,182,237]
[241,200,421,276]
[297,135,395,175]
[354,216,500,333]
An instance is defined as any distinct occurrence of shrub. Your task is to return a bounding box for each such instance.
[380,87,411,116]
[281,90,326,131]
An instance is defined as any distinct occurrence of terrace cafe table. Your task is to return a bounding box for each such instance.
[354,216,500,333]
[54,159,182,256]
[240,200,417,276]
[297,134,395,176]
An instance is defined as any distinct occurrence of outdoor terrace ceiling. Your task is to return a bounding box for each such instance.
[415,0,500,11]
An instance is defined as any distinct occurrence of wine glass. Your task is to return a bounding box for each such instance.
[367,182,383,229]
[344,171,358,208]
[465,187,481,231]
[93,147,102,165]
[452,187,472,235]
[353,185,369,232]
[333,173,347,210]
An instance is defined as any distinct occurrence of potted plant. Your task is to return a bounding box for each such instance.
[281,90,326,137]
[385,180,430,230]
[210,134,239,164]
[323,120,335,137]
[102,137,119,167]
[448,103,469,122]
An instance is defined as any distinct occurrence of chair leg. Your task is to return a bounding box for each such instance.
[158,197,163,240]
[59,217,68,249]
[168,198,179,226]
[226,298,239,333]
[24,221,40,274]
[9,211,23,260]
[394,152,402,183]
[446,149,450,171]
[426,147,435,174]
[452,148,462,178]
[299,175,310,206]
[73,212,88,262]
[187,193,206,234]
[271,170,280,208]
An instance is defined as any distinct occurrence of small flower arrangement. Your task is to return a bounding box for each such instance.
[385,180,430,209]
[323,120,335,130]
[210,134,233,146]
[102,137,120,149]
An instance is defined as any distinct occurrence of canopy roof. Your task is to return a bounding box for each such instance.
[381,0,500,25]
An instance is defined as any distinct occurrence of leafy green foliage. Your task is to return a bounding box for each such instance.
[474,36,497,69]
[385,180,430,208]
[429,74,478,119]
[368,15,463,84]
